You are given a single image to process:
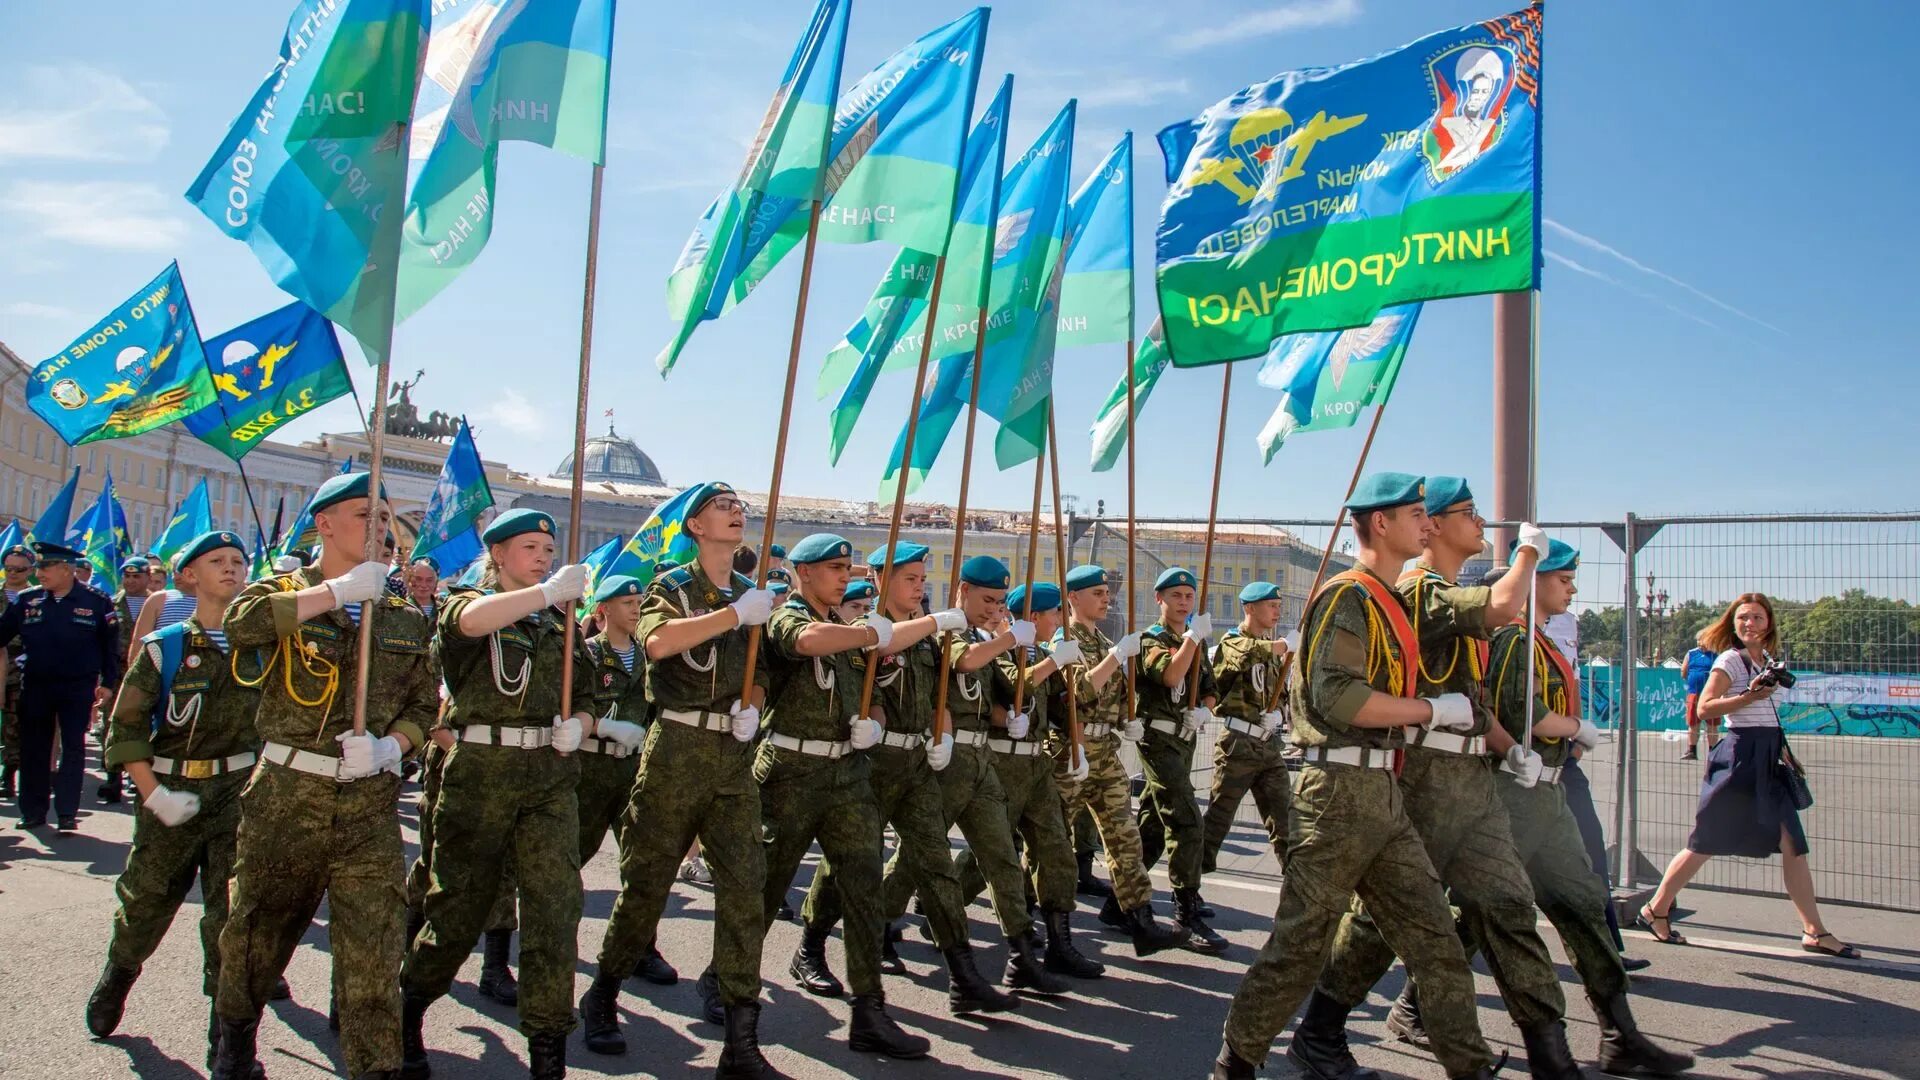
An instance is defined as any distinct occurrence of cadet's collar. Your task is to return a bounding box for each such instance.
[1146,622,1168,636]
[1410,558,1457,586]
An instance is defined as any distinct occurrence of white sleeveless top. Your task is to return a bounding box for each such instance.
[1711,649,1782,730]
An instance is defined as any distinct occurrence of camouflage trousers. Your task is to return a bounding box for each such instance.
[1487,775,1628,1000]
[597,720,764,1005]
[882,740,1031,940]
[575,743,640,864]
[402,743,582,1037]
[806,742,968,950]
[957,746,1075,914]
[216,764,407,1077]
[759,747,886,996]
[2,675,20,766]
[406,743,516,933]
[1201,728,1291,873]
[1073,804,1102,856]
[1222,763,1494,1075]
[107,769,247,995]
[1317,750,1563,1028]
[1135,728,1205,890]
[1052,732,1153,910]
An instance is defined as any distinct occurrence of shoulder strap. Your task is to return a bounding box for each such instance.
[1532,625,1581,715]
[146,622,192,735]
[1318,570,1419,697]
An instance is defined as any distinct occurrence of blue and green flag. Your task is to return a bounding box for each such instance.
[1255,302,1421,463]
[26,263,216,447]
[97,473,134,554]
[411,417,493,571]
[186,0,431,363]
[0,520,22,557]
[185,302,354,461]
[606,483,702,590]
[1089,317,1170,472]
[28,468,81,546]
[1058,133,1134,350]
[73,492,124,594]
[156,479,213,571]
[398,0,615,320]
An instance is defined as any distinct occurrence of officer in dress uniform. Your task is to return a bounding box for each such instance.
[1200,582,1294,876]
[0,540,119,832]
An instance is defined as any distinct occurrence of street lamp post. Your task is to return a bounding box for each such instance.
[1642,571,1671,665]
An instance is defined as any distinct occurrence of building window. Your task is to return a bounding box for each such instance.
[86,448,96,471]
[34,431,43,458]
[1042,556,1053,573]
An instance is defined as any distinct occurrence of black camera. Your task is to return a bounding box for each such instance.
[1752,659,1796,690]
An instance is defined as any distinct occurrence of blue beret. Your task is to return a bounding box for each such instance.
[768,543,788,560]
[1154,567,1197,592]
[30,540,84,563]
[177,531,247,568]
[592,574,644,603]
[1424,476,1473,517]
[769,581,791,596]
[482,508,556,545]
[120,556,151,572]
[1510,538,1579,573]
[765,566,792,584]
[309,470,386,515]
[3,545,31,562]
[409,555,440,572]
[1065,564,1108,592]
[1239,581,1282,604]
[1006,582,1061,615]
[1346,471,1426,514]
[960,555,1011,589]
[681,481,739,519]
[867,541,929,568]
[789,533,853,565]
[841,579,876,603]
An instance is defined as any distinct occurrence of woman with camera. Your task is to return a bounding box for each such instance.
[1636,593,1858,957]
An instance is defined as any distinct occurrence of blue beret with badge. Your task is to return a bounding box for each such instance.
[592,574,644,604]
[119,556,150,572]
[788,533,853,565]
[867,541,929,568]
[1423,475,1472,517]
[769,543,787,560]
[1065,564,1107,592]
[308,470,387,515]
[681,481,739,519]
[960,555,1010,589]
[1239,581,1282,604]
[1006,582,1061,614]
[841,579,876,603]
[1510,537,1579,573]
[1345,471,1426,514]
[409,555,440,572]
[30,540,84,564]
[1154,567,1197,592]
[4,544,31,562]
[177,530,247,568]
[482,508,556,545]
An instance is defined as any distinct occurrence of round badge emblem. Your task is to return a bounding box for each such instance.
[185,655,202,668]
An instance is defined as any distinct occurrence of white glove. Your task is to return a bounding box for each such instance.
[144,784,201,826]
[1282,631,1301,653]
[1516,522,1549,560]
[1504,744,1544,788]
[926,731,954,771]
[850,716,882,750]
[551,715,584,754]
[1184,613,1213,644]
[729,588,778,627]
[1424,693,1475,733]
[272,555,303,573]
[1260,710,1286,738]
[932,608,967,633]
[1110,631,1144,662]
[325,561,388,609]
[1049,639,1084,667]
[864,614,894,652]
[1573,717,1602,750]
[596,715,645,751]
[1069,744,1090,782]
[1009,620,1036,647]
[1121,717,1145,742]
[1183,705,1214,738]
[728,700,760,743]
[540,563,590,607]
[336,732,404,779]
[1005,712,1030,740]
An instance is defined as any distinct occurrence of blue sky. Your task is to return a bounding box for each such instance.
[2,0,1916,526]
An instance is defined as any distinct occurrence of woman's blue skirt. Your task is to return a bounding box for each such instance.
[1687,726,1809,858]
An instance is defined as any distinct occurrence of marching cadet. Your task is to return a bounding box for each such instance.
[1305,477,1579,1079]
[1477,540,1693,1076]
[1212,472,1501,1080]
[579,482,780,1077]
[210,472,437,1080]
[400,508,594,1080]
[1133,567,1228,952]
[98,555,157,805]
[1199,582,1293,877]
[834,577,876,623]
[879,554,1067,997]
[759,533,929,1056]
[403,741,523,1009]
[794,542,1014,1014]
[1057,564,1188,955]
[85,533,260,1073]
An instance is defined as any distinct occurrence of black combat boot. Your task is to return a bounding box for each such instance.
[1286,989,1381,1080]
[1,762,15,798]
[878,922,905,976]
[847,993,930,1059]
[209,1015,262,1080]
[84,963,138,1037]
[400,991,436,1079]
[406,907,426,947]
[1386,982,1428,1049]
[942,942,1018,1014]
[1589,990,1694,1076]
[528,1031,566,1080]
[1041,909,1105,978]
[1098,892,1130,930]
[97,769,123,804]
[717,1001,787,1079]
[1518,1020,1583,1079]
[1075,851,1112,898]
[788,922,845,997]
[695,967,725,1025]
[205,1002,266,1076]
[578,970,626,1055]
[1126,902,1190,956]
[269,974,291,1001]
[1213,1041,1258,1079]
[1003,931,1069,995]
[477,929,519,1005]
[633,942,679,985]
[1175,887,1229,954]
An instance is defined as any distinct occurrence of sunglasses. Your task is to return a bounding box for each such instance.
[707,497,750,515]
[1430,505,1481,519]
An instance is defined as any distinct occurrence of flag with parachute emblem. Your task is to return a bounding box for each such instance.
[185,302,353,461]
[410,417,493,571]
[1255,302,1420,463]
[608,484,703,589]
[1089,317,1170,472]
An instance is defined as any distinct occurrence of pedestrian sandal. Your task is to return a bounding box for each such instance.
[1800,931,1859,959]
[1634,904,1686,946]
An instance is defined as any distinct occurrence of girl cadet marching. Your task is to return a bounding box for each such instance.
[87,532,260,1073]
[399,508,594,1080]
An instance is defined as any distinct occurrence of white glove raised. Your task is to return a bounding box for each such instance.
[1424,693,1475,733]
[926,731,954,771]
[1516,522,1550,560]
[1282,631,1301,653]
[336,732,404,779]
[1121,717,1145,742]
[1049,639,1084,667]
[1505,744,1544,789]
[864,614,894,652]
[1009,619,1036,648]
[272,555,303,574]
[1573,717,1602,750]
[1183,705,1214,737]
[596,715,645,751]
[551,715,584,754]
[539,563,590,607]
[728,700,760,743]
[1110,631,1144,662]
[729,588,778,627]
[325,561,388,609]
[849,716,882,750]
[1069,744,1090,782]
[932,608,968,633]
[1005,711,1030,740]
[144,784,201,827]
[1184,612,1214,644]
[1260,710,1287,738]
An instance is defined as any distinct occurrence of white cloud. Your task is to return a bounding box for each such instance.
[1544,218,1782,335]
[479,388,544,436]
[0,180,188,252]
[1172,0,1362,52]
[0,301,76,320]
[0,66,168,164]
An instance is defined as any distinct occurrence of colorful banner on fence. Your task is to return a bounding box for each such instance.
[1583,665,1920,738]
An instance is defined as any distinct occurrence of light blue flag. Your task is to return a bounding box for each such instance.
[0,520,22,556]
[1255,302,1422,462]
[74,492,124,593]
[156,479,214,571]
[186,302,353,461]
[411,418,494,570]
[277,460,354,559]
[29,468,80,546]
[1057,132,1134,349]
[575,535,624,610]
[96,473,134,554]
[598,483,704,594]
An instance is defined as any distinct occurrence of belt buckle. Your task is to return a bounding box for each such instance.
[182,758,216,780]
[514,727,542,749]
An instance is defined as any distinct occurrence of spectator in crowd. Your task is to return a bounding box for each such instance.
[1681,640,1719,761]
[733,544,758,579]
[404,556,441,621]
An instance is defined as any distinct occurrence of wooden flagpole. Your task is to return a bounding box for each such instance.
[1045,406,1081,755]
[1292,397,1391,634]
[351,353,394,736]
[558,163,607,725]
[1187,364,1232,706]
[1123,334,1139,722]
[930,301,990,746]
[1010,417,1047,716]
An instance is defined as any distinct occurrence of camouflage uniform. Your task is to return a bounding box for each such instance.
[1221,568,1494,1075]
[954,643,1075,915]
[595,561,766,1005]
[406,742,517,933]
[2,609,22,770]
[102,617,263,993]
[578,631,646,864]
[1202,629,1292,872]
[402,585,594,1037]
[216,569,437,1077]
[1048,620,1153,910]
[1133,622,1217,890]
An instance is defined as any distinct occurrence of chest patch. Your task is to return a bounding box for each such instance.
[185,654,202,669]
